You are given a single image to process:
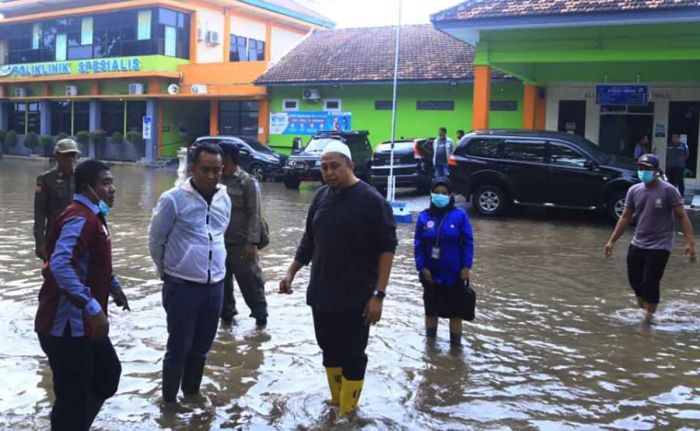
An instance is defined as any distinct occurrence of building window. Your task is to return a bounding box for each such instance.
[323,99,341,112]
[7,103,27,134]
[81,17,93,45]
[219,100,259,138]
[417,100,454,111]
[248,38,265,61]
[51,101,89,135]
[490,101,518,111]
[283,99,299,111]
[32,23,42,49]
[374,100,393,110]
[55,33,67,61]
[164,26,176,56]
[4,8,189,65]
[138,10,152,40]
[101,101,125,135]
[126,101,147,132]
[229,34,265,62]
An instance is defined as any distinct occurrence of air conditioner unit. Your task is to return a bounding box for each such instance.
[302,88,320,100]
[128,83,144,95]
[191,84,208,95]
[167,83,180,95]
[205,31,220,45]
[65,85,78,96]
[13,87,26,98]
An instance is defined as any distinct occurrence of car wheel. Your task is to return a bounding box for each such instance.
[284,175,300,190]
[607,190,627,222]
[473,184,509,216]
[250,164,265,182]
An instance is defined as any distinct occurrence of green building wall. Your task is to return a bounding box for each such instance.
[267,81,524,151]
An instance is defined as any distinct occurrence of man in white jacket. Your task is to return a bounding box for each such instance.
[148,143,231,403]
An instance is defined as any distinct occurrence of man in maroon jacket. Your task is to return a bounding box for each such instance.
[35,159,129,431]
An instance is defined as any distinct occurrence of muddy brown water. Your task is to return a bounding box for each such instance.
[0,159,699,430]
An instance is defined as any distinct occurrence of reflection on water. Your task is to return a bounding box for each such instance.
[0,159,699,430]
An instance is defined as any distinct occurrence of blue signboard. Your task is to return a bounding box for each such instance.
[270,111,352,135]
[596,85,648,105]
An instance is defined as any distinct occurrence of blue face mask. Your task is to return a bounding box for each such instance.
[637,170,655,184]
[88,186,111,217]
[431,193,450,208]
[97,200,111,217]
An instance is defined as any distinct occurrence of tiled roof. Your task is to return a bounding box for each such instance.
[432,0,700,22]
[256,24,492,84]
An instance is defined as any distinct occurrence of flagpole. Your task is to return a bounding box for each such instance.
[387,0,401,202]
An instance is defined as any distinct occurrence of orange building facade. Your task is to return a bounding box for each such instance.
[0,0,331,159]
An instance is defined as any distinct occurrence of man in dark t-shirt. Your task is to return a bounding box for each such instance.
[605,154,696,323]
[279,141,397,416]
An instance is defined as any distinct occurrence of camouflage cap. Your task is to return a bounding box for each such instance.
[54,138,81,154]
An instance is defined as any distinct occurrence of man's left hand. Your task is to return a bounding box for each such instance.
[111,288,130,311]
[243,243,257,262]
[363,296,383,326]
[460,268,470,282]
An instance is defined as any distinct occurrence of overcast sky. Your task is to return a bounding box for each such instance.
[299,0,460,28]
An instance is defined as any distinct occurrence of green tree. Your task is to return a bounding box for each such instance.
[24,132,39,149]
[5,130,18,147]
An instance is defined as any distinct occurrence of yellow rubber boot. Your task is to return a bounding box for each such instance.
[325,367,342,405]
[339,377,364,416]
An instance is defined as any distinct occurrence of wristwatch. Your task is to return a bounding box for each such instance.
[372,289,386,299]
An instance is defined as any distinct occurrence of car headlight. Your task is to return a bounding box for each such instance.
[286,160,294,166]
[315,160,322,167]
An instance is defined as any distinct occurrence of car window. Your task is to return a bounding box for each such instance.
[459,138,502,158]
[549,143,589,168]
[502,140,546,163]
[347,136,371,155]
[376,142,414,152]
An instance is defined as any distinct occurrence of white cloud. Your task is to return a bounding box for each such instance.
[300,0,459,28]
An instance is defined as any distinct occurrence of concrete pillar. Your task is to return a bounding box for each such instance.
[145,98,158,162]
[523,84,537,130]
[210,100,219,135]
[473,65,492,130]
[40,101,51,136]
[257,99,269,143]
[89,100,101,159]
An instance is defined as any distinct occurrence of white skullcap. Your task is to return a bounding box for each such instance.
[321,141,352,161]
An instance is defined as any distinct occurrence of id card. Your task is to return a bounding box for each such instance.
[431,247,441,260]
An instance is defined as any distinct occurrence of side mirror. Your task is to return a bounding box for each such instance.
[584,159,598,169]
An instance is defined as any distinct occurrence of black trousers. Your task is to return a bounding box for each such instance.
[38,334,121,431]
[221,244,267,319]
[312,305,370,381]
[666,167,686,197]
[627,245,671,305]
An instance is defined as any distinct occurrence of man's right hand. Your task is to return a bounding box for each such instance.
[35,244,47,262]
[422,269,433,284]
[279,274,294,294]
[604,241,615,258]
[90,311,109,340]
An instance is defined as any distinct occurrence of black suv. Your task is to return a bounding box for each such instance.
[192,136,285,181]
[283,131,373,189]
[450,130,639,221]
[370,138,432,194]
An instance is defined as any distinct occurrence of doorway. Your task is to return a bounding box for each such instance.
[558,100,586,138]
[668,102,699,178]
[598,104,654,157]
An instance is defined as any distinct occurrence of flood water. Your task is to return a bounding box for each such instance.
[1,158,699,430]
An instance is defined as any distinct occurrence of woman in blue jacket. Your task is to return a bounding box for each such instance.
[414,178,474,346]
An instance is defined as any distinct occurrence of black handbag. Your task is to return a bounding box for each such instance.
[460,280,476,321]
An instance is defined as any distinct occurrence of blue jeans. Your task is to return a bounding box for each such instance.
[434,163,449,178]
[161,276,223,398]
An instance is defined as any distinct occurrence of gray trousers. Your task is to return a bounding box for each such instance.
[221,244,268,319]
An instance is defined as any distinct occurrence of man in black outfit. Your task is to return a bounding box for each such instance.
[279,141,397,416]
